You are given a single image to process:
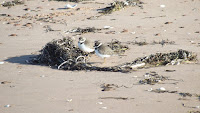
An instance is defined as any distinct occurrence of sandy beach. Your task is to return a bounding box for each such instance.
[0,0,200,113]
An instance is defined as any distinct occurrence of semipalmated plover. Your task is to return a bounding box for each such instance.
[78,37,95,53]
[94,41,114,63]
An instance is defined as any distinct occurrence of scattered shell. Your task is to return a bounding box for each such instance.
[104,26,113,29]
[4,105,11,107]
[0,62,4,64]
[147,88,153,92]
[97,102,103,105]
[9,34,17,36]
[23,23,32,27]
[159,87,166,91]
[131,32,136,34]
[154,33,160,36]
[24,8,31,11]
[40,75,45,77]
[1,81,11,84]
[160,5,165,8]
[164,22,173,24]
[64,4,77,9]
[67,99,72,102]
[121,29,128,33]
[101,107,107,109]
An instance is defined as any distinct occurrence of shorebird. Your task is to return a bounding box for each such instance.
[78,37,95,53]
[94,41,114,63]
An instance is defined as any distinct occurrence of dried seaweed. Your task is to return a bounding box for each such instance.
[99,0,143,14]
[119,49,197,69]
[1,0,24,7]
[65,27,102,34]
[99,97,134,100]
[48,0,92,2]
[188,111,200,113]
[31,37,197,72]
[139,72,168,85]
[107,39,129,54]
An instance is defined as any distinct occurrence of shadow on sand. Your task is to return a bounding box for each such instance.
[4,55,37,65]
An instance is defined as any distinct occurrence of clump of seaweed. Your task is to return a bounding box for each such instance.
[139,72,168,85]
[31,37,197,72]
[1,0,24,7]
[107,39,129,54]
[31,37,129,72]
[99,0,143,14]
[65,27,102,34]
[120,49,197,69]
[48,0,92,2]
[31,37,89,70]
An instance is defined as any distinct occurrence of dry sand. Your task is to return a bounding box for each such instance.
[0,0,200,113]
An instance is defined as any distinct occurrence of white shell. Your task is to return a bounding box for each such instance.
[65,4,77,9]
[159,87,166,91]
[160,5,166,8]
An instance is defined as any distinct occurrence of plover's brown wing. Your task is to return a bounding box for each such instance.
[98,44,114,55]
[85,39,94,49]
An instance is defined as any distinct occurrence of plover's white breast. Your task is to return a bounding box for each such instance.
[78,42,94,53]
[95,49,111,58]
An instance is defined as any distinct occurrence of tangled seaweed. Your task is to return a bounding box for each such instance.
[99,0,143,14]
[120,49,197,69]
[139,72,168,85]
[1,0,24,7]
[31,37,197,72]
[65,27,102,34]
[48,0,91,2]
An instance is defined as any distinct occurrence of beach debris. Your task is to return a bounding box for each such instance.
[9,34,17,36]
[96,102,103,105]
[101,84,118,91]
[99,97,134,100]
[1,81,11,84]
[150,89,177,93]
[103,26,113,29]
[30,37,197,72]
[65,27,102,34]
[107,39,129,55]
[64,4,77,9]
[48,0,90,2]
[1,0,24,7]
[160,5,166,8]
[98,0,143,14]
[188,110,200,113]
[127,40,148,46]
[165,69,176,72]
[164,22,173,24]
[0,62,4,64]
[152,39,175,46]
[66,99,73,102]
[101,107,107,109]
[43,25,61,32]
[4,104,11,107]
[139,72,168,85]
